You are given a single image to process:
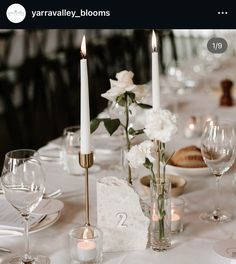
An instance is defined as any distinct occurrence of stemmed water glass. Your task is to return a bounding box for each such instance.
[200,120,236,223]
[1,149,50,264]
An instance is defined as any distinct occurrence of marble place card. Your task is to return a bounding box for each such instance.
[97,176,149,252]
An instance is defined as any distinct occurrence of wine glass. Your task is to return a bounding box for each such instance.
[1,149,50,264]
[200,120,236,223]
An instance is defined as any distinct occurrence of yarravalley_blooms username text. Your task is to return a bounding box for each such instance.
[31,9,110,18]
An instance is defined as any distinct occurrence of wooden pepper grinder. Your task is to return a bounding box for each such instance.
[220,79,234,106]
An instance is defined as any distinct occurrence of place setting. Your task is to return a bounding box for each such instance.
[0,149,65,264]
[38,125,103,176]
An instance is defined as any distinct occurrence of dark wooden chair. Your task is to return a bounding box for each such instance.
[0,30,24,165]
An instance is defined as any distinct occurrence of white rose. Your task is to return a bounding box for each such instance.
[127,140,154,169]
[101,70,136,102]
[116,70,134,85]
[144,109,177,142]
[132,84,147,101]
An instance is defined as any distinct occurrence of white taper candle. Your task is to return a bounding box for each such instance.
[152,30,160,110]
[80,35,91,154]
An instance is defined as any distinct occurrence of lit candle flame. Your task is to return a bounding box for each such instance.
[152,30,157,52]
[81,35,86,57]
[152,207,159,221]
[171,209,180,221]
[189,123,195,130]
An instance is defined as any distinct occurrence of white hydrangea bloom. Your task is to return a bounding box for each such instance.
[144,109,177,143]
[127,140,154,169]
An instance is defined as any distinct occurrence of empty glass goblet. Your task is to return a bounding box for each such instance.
[1,149,50,264]
[200,120,236,223]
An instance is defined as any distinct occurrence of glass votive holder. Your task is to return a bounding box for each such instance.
[69,226,103,264]
[171,198,185,234]
[62,125,101,176]
[62,125,84,175]
[184,116,202,139]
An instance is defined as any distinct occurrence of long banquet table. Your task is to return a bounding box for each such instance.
[1,84,236,264]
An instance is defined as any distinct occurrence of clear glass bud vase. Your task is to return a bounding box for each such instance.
[150,180,171,251]
[120,133,137,184]
[121,147,132,184]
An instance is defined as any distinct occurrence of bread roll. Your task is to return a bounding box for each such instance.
[170,145,206,168]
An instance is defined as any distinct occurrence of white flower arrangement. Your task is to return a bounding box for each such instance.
[127,108,177,173]
[127,107,177,244]
[92,70,151,184]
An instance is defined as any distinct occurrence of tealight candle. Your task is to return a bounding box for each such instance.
[152,207,159,222]
[77,240,97,262]
[69,226,102,263]
[184,116,201,139]
[171,210,181,233]
[171,198,185,234]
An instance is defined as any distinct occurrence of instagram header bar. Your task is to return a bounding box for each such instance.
[1,1,235,28]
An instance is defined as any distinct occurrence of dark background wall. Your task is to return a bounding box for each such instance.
[0,29,180,167]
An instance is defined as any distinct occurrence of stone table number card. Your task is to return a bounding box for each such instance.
[97,176,150,252]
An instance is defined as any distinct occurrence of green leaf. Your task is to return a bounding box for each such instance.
[127,92,136,104]
[144,158,153,170]
[136,102,152,109]
[127,92,135,101]
[90,119,101,134]
[104,119,120,136]
[128,127,144,136]
[128,127,136,136]
[116,94,126,107]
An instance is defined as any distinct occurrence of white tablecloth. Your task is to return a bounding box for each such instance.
[1,88,236,264]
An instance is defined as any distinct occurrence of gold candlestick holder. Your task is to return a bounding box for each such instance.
[68,152,103,263]
[79,152,94,238]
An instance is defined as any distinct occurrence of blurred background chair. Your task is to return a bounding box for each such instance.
[0,30,24,164]
[0,29,223,167]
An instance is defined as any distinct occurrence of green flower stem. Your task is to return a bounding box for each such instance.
[150,166,156,187]
[152,140,166,242]
[158,184,165,240]
[124,93,132,184]
[155,140,161,184]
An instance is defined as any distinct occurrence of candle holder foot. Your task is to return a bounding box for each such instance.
[83,224,94,239]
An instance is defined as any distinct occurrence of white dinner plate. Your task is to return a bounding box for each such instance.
[0,211,61,237]
[32,199,64,215]
[164,163,211,177]
[30,211,61,234]
[213,239,236,259]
